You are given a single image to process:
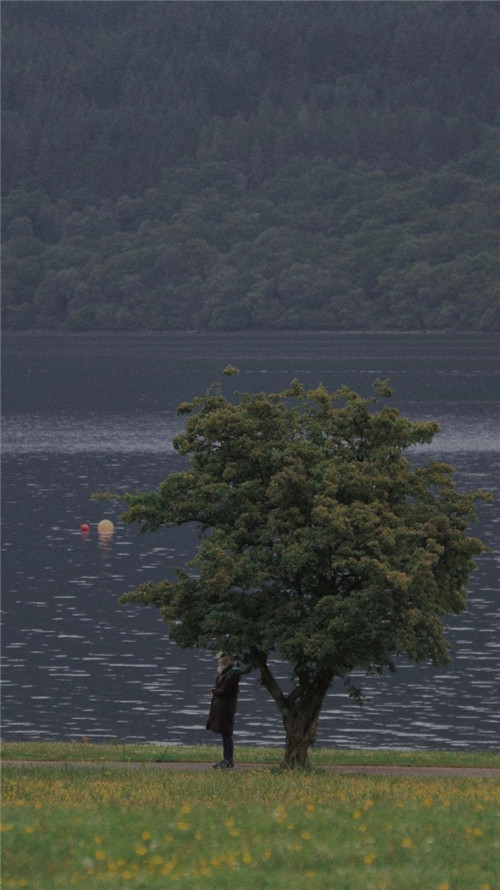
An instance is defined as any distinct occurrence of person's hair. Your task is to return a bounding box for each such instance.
[218,654,234,664]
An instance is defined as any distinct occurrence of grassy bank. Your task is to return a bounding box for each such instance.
[2,763,499,889]
[2,741,500,768]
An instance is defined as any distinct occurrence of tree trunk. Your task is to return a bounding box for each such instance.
[282,700,324,769]
[257,655,331,769]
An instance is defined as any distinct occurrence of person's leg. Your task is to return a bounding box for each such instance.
[213,735,234,768]
[223,734,234,764]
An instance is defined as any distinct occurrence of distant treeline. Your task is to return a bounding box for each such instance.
[2,1,499,331]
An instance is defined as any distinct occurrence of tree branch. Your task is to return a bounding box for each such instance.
[253,650,289,716]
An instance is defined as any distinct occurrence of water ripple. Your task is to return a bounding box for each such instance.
[1,413,184,454]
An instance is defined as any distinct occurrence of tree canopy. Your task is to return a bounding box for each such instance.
[115,374,490,767]
[2,1,499,331]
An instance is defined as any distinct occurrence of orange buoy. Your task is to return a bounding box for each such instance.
[97,519,114,534]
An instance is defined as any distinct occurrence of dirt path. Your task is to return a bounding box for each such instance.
[3,760,500,778]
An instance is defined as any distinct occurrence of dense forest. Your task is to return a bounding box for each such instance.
[2,1,499,331]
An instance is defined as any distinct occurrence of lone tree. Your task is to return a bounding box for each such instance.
[115,374,490,768]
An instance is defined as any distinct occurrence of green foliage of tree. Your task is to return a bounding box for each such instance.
[113,376,491,767]
[2,154,499,331]
[2,2,499,331]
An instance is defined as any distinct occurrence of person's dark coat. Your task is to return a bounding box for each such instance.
[206,665,240,736]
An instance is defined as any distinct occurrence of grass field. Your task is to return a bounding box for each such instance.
[2,745,499,889]
[3,740,500,767]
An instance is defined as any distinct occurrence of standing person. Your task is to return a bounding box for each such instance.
[206,654,240,769]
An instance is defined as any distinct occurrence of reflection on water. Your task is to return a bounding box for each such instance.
[1,413,183,454]
[1,333,499,749]
[2,410,500,456]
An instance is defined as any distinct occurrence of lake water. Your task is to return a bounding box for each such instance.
[1,332,499,750]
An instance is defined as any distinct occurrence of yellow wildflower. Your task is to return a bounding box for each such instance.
[161,861,176,876]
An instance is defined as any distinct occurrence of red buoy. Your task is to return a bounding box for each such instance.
[80,523,90,534]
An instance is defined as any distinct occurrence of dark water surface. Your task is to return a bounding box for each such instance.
[2,332,499,749]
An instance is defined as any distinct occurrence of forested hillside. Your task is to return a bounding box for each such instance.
[2,1,499,331]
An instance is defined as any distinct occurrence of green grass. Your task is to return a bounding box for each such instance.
[2,764,499,889]
[2,740,500,768]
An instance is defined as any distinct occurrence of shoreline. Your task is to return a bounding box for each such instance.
[2,329,498,338]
